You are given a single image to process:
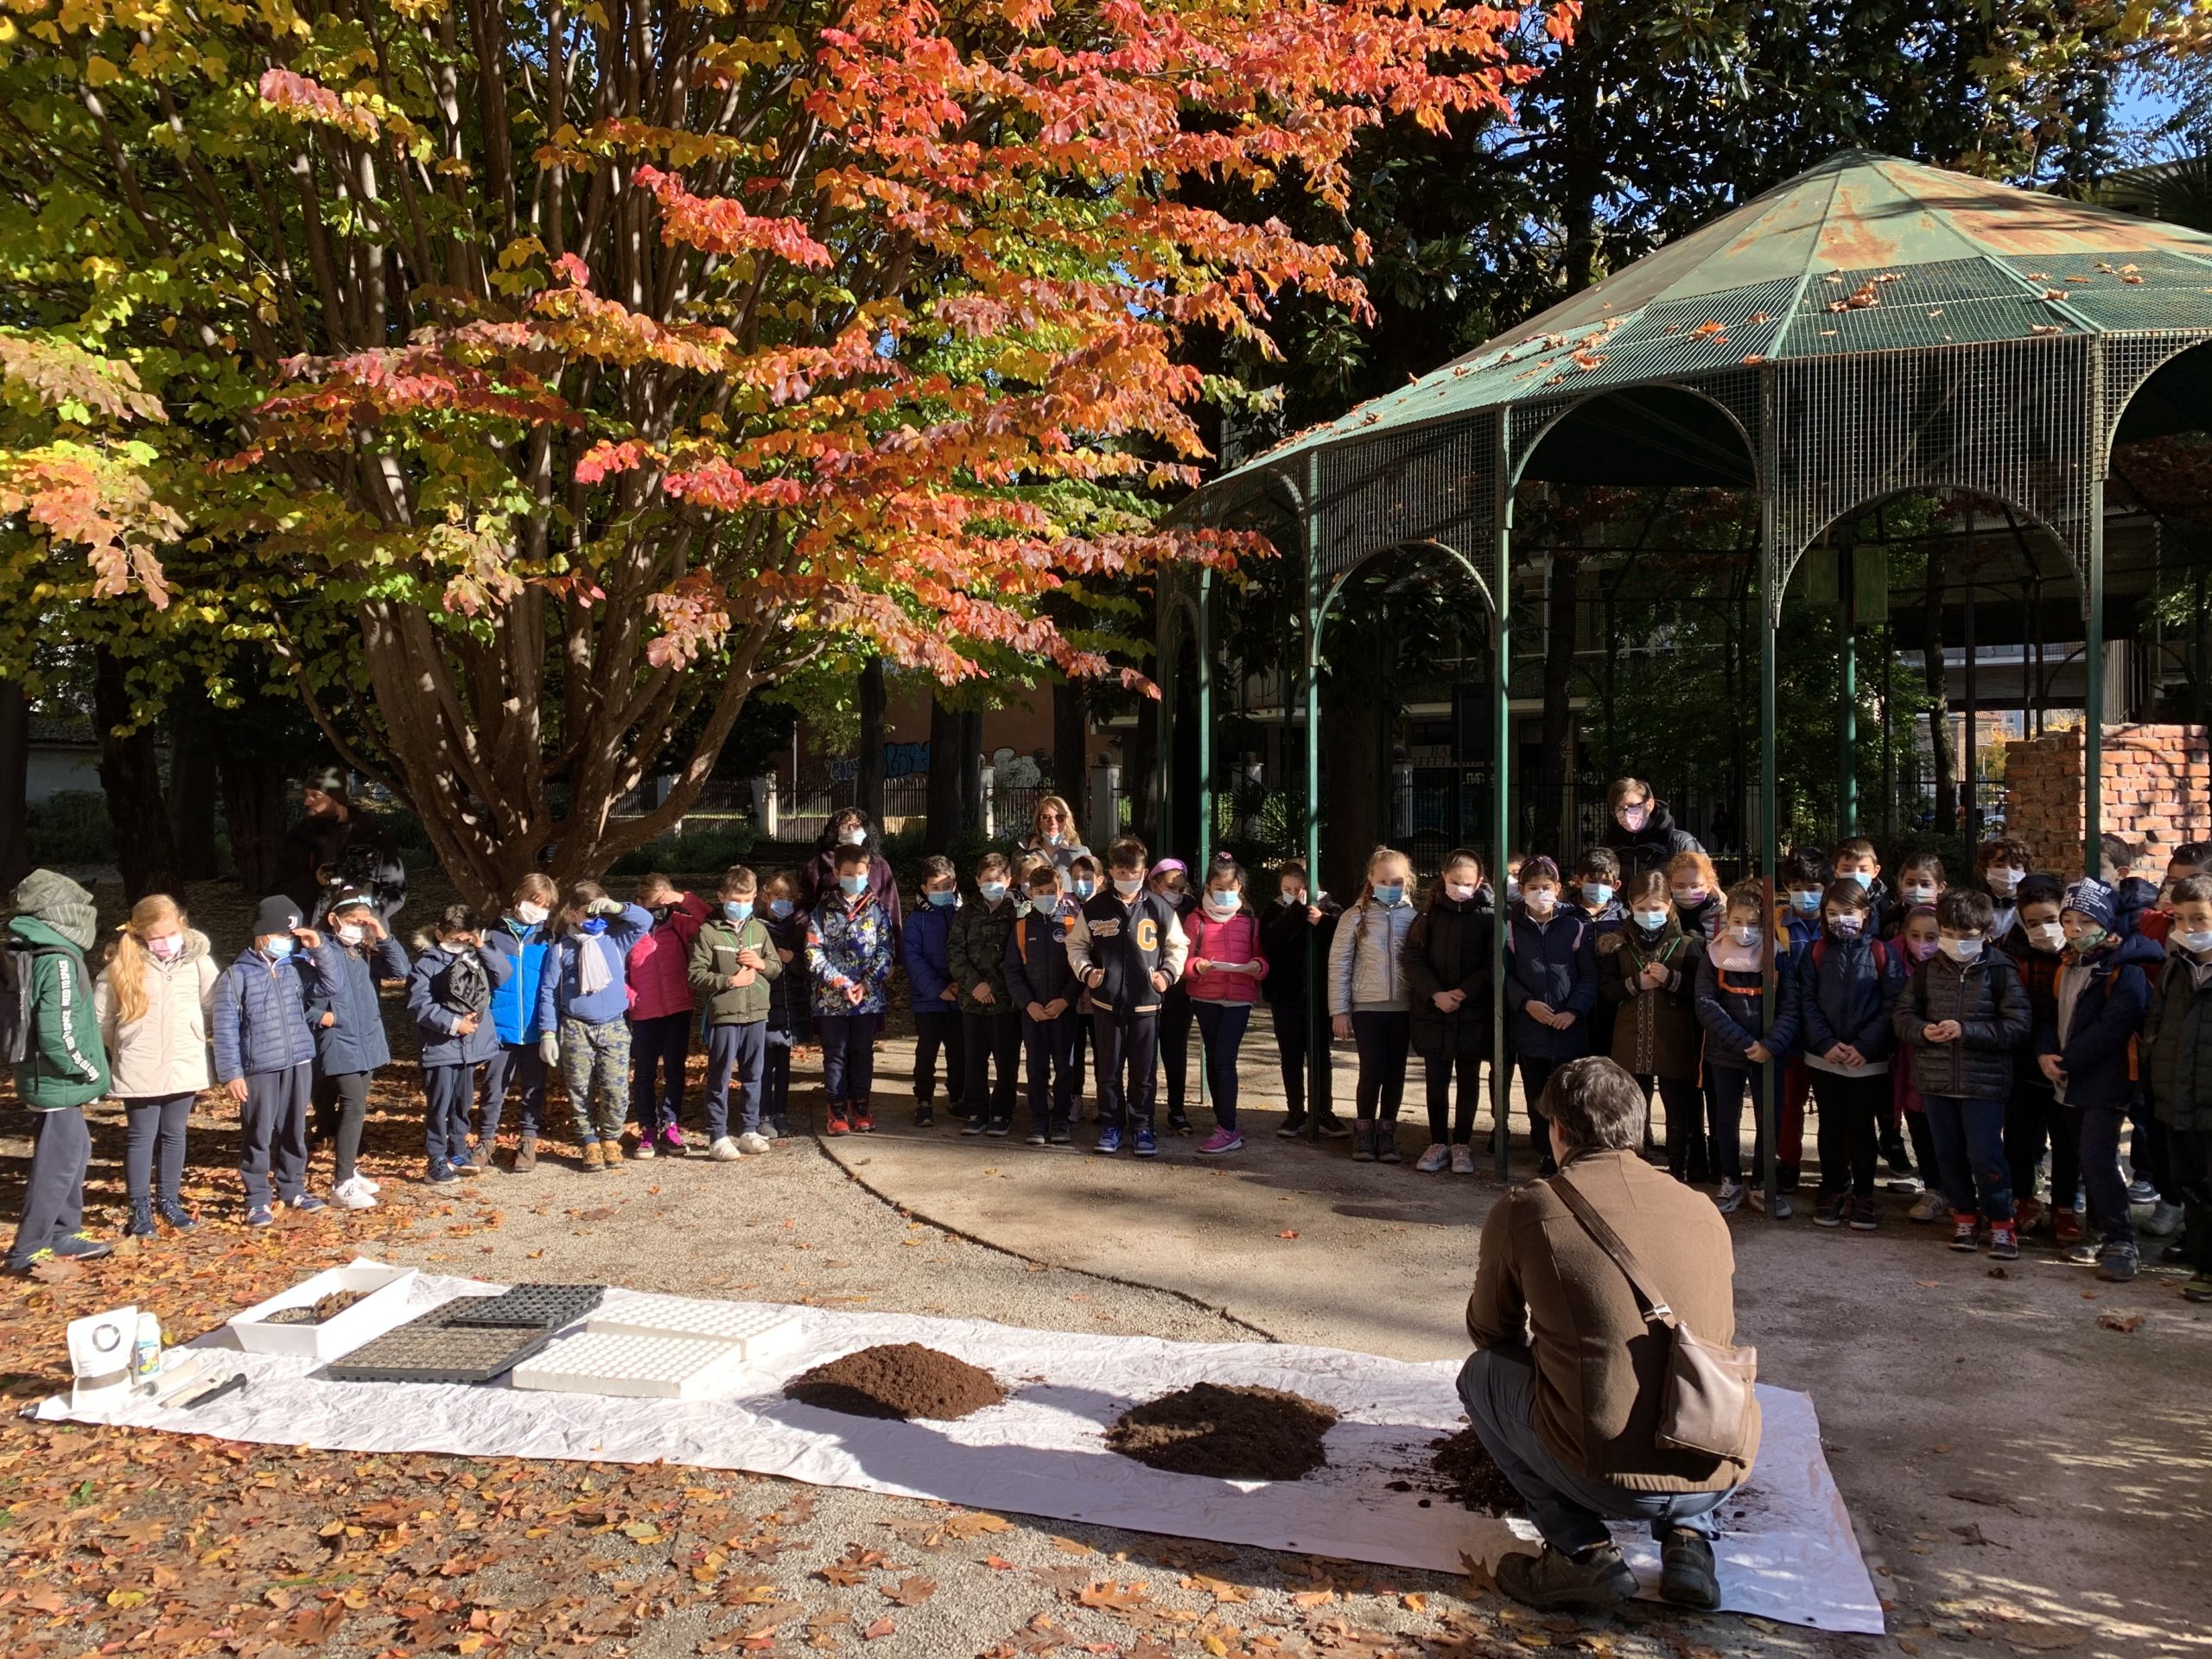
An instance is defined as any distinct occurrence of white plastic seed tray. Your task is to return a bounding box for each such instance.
[585,1296,804,1363]
[510,1330,750,1400]
[228,1259,421,1361]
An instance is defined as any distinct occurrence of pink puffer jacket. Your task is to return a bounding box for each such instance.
[626,893,709,1021]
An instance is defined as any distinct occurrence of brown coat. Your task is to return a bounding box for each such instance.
[1465,1148,1758,1491]
[1597,923,1704,1082]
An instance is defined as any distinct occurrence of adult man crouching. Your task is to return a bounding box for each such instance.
[1461,1057,1759,1611]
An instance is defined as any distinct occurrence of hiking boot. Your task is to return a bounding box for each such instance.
[2096,1241,2140,1283]
[853,1102,875,1134]
[1659,1529,1721,1611]
[1315,1114,1352,1140]
[1849,1197,1878,1232]
[828,1103,854,1137]
[1813,1194,1849,1229]
[1351,1122,1377,1163]
[1415,1143,1451,1173]
[513,1135,537,1173]
[580,1141,607,1172]
[124,1198,156,1239]
[1496,1543,1637,1611]
[1910,1188,1949,1222]
[155,1195,196,1230]
[735,1131,773,1155]
[2052,1207,2084,1245]
[50,1230,112,1261]
[1276,1114,1308,1139]
[1988,1222,2020,1262]
[601,1141,624,1168]
[467,1141,496,1172]
[1094,1124,1124,1155]
[1451,1145,1476,1175]
[709,1135,742,1162]
[1374,1127,1403,1165]
[1198,1128,1243,1155]
[1948,1217,1980,1251]
[1713,1179,1745,1215]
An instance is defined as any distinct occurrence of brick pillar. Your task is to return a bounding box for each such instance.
[2000,723,2211,878]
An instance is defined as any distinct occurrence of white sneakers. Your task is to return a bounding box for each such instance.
[709,1136,742,1162]
[1909,1188,1949,1223]
[734,1131,773,1155]
[1450,1144,1476,1175]
[333,1174,378,1211]
[1415,1143,1451,1173]
[1714,1179,1745,1214]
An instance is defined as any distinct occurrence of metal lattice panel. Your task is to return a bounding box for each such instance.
[1311,412,1498,585]
[2100,332,2212,472]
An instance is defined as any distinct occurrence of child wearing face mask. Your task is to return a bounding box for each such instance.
[1893,888,2031,1257]
[305,889,410,1205]
[760,871,805,1136]
[1998,874,2074,1238]
[689,865,782,1161]
[1004,863,1082,1145]
[2137,842,2208,947]
[950,851,1022,1136]
[1573,849,1625,1090]
[1798,880,1903,1230]
[1066,836,1189,1157]
[212,895,341,1224]
[1182,860,1269,1155]
[483,874,556,1173]
[1827,837,1891,938]
[1890,855,1945,935]
[2143,874,2212,1300]
[626,874,709,1159]
[2039,879,2164,1281]
[96,893,219,1237]
[1404,849,1495,1174]
[1328,847,1421,1164]
[1666,850,1723,944]
[407,905,512,1186]
[1891,906,1948,1221]
[1503,856,1597,1177]
[1065,854,1102,1116]
[534,883,655,1171]
[900,855,965,1128]
[1598,871,1707,1192]
[809,846,898,1137]
[1975,836,2034,941]
[1696,880,1802,1216]
[1261,859,1343,1138]
[1770,847,1830,1194]
[1149,860,1202,1135]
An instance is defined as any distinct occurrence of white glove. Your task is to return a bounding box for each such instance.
[538,1033,559,1065]
[589,897,625,917]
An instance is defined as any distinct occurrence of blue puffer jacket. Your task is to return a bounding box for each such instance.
[2039,931,2164,1110]
[408,943,513,1065]
[305,936,410,1074]
[213,944,340,1081]
[765,911,807,1035]
[1796,931,1904,1066]
[534,905,653,1029]
[1503,905,1597,1061]
[901,899,960,1015]
[486,916,549,1046]
[1696,944,1802,1071]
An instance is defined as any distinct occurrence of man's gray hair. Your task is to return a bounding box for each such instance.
[1541,1057,1646,1153]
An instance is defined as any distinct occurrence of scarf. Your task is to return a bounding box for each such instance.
[576,933,615,996]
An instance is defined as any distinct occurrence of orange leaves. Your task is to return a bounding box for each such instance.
[257,68,379,141]
[633,167,833,270]
[645,574,734,669]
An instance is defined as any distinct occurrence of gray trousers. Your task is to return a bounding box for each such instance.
[7,1106,89,1267]
[124,1092,194,1201]
[240,1062,312,1207]
[1457,1345,1727,1555]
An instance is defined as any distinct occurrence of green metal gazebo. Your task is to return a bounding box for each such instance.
[1166,149,2212,1195]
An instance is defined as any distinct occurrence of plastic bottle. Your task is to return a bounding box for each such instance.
[132,1312,162,1383]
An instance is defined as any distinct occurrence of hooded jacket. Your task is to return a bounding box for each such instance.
[901,898,962,1015]
[407,942,513,1066]
[1327,895,1418,1016]
[1402,892,1495,1058]
[213,942,340,1081]
[9,914,109,1110]
[1599,916,1703,1082]
[2113,876,2161,940]
[485,915,550,1046]
[627,893,709,1022]
[1695,938,1802,1071]
[1797,930,1904,1074]
[2037,931,2165,1111]
[96,930,219,1098]
[1007,898,1084,1011]
[796,828,904,933]
[689,913,783,1026]
[1503,903,1598,1061]
[2145,949,2212,1134]
[1892,947,2031,1100]
[302,932,410,1075]
[535,904,655,1029]
[1599,802,1704,883]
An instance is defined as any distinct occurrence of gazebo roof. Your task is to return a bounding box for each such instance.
[1221,149,2212,486]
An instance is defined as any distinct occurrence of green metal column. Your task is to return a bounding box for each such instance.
[1838,537,1857,836]
[1491,422,1514,1179]
[2083,478,2105,873]
[1304,455,1328,1141]
[1194,572,1213,1120]
[1759,519,1783,1221]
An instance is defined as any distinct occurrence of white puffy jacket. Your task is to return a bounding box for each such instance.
[95,930,219,1098]
[1327,898,1416,1015]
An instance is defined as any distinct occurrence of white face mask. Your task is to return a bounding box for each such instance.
[515,901,549,926]
[1446,881,1477,901]
[1114,876,1143,897]
[1902,884,1936,905]
[1989,866,2024,895]
[1523,890,1556,915]
[1938,935,1983,963]
[338,924,366,945]
[2028,921,2064,952]
[1728,924,1760,947]
[2176,929,2212,955]
[839,826,868,847]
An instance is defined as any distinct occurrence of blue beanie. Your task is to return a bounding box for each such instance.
[2062,878,2115,931]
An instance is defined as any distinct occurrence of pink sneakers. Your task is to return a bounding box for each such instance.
[1197,1128,1243,1155]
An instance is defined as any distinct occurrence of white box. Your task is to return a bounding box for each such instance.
[585,1297,803,1363]
[228,1261,421,1361]
[511,1330,750,1400]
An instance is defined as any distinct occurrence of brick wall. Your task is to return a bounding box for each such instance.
[2004,723,2210,877]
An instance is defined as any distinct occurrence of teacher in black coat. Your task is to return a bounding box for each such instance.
[1599,777,1703,885]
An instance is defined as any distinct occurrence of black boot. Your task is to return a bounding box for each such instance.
[124,1197,156,1238]
[156,1193,196,1230]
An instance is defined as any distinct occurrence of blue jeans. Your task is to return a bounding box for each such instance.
[1923,1094,2013,1222]
[423,1063,476,1170]
[819,1013,878,1103]
[1457,1346,1726,1555]
[704,1020,766,1138]
[1192,1001,1252,1130]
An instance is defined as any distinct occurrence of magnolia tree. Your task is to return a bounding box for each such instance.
[0,0,1567,904]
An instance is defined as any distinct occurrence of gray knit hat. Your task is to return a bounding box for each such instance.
[12,868,98,953]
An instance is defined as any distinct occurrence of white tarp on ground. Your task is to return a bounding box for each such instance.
[36,1269,1882,1635]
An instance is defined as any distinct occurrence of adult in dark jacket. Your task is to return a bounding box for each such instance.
[795,809,903,934]
[2038,879,2164,1280]
[1503,859,1599,1174]
[1892,888,2031,1252]
[307,888,410,1205]
[280,766,407,923]
[1599,777,1703,884]
[2144,874,2212,1300]
[1402,852,1494,1170]
[1598,876,1706,1182]
[1259,861,1341,1135]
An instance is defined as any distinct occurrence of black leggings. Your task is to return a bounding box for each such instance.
[123,1093,192,1201]
[1652,1077,1705,1181]
[1517,1055,1561,1158]
[313,1070,372,1185]
[1422,1051,1483,1145]
[1351,1011,1411,1122]
[1813,1070,1889,1199]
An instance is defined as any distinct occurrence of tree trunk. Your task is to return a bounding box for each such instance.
[167,683,222,882]
[924,695,964,854]
[856,658,886,828]
[1127,659,1160,846]
[0,680,29,893]
[92,646,177,903]
[1052,678,1089,827]
[959,710,984,840]
[213,702,303,897]
[1537,552,1582,858]
[1921,548,1957,836]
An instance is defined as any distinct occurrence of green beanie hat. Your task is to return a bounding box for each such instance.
[12,868,98,953]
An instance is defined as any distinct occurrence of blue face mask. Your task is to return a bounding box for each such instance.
[579,917,607,936]
[1073,878,1096,899]
[978,881,1007,903]
[1373,882,1405,906]
[1789,890,1821,913]
[723,899,753,923]
[838,874,868,897]
[768,899,793,919]
[261,936,296,962]
[927,888,957,909]
[1581,882,1614,907]
[1846,869,1873,890]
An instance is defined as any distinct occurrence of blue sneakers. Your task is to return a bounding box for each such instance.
[245,1205,275,1228]
[426,1163,461,1187]
[1094,1124,1123,1154]
[1133,1125,1158,1158]
[288,1193,327,1214]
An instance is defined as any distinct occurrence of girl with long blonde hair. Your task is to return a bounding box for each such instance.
[94,893,218,1236]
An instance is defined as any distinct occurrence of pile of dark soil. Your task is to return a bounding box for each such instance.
[262,1289,370,1326]
[1427,1427,1524,1515]
[1106,1383,1338,1482]
[785,1344,1005,1421]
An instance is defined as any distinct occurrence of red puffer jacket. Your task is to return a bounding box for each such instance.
[627,893,709,1020]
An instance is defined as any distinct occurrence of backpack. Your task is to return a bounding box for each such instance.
[0,938,79,1066]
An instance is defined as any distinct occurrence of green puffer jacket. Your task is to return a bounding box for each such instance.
[949,897,1020,1015]
[688,916,783,1026]
[2145,952,2212,1135]
[9,916,109,1110]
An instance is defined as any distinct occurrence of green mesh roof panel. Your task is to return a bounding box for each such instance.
[1214,150,2212,493]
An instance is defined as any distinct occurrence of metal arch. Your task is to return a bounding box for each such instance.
[1503,377,1765,490]
[1782,482,2082,616]
[1310,538,1496,633]
[2098,331,2212,476]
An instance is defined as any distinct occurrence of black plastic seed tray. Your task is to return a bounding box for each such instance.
[437,1282,606,1329]
[325,1307,552,1384]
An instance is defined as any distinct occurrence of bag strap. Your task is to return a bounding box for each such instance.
[1549,1172,1679,1329]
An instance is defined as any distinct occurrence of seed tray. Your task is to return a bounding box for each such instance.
[512,1331,751,1400]
[325,1308,552,1384]
[437,1283,606,1329]
[586,1297,803,1362]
